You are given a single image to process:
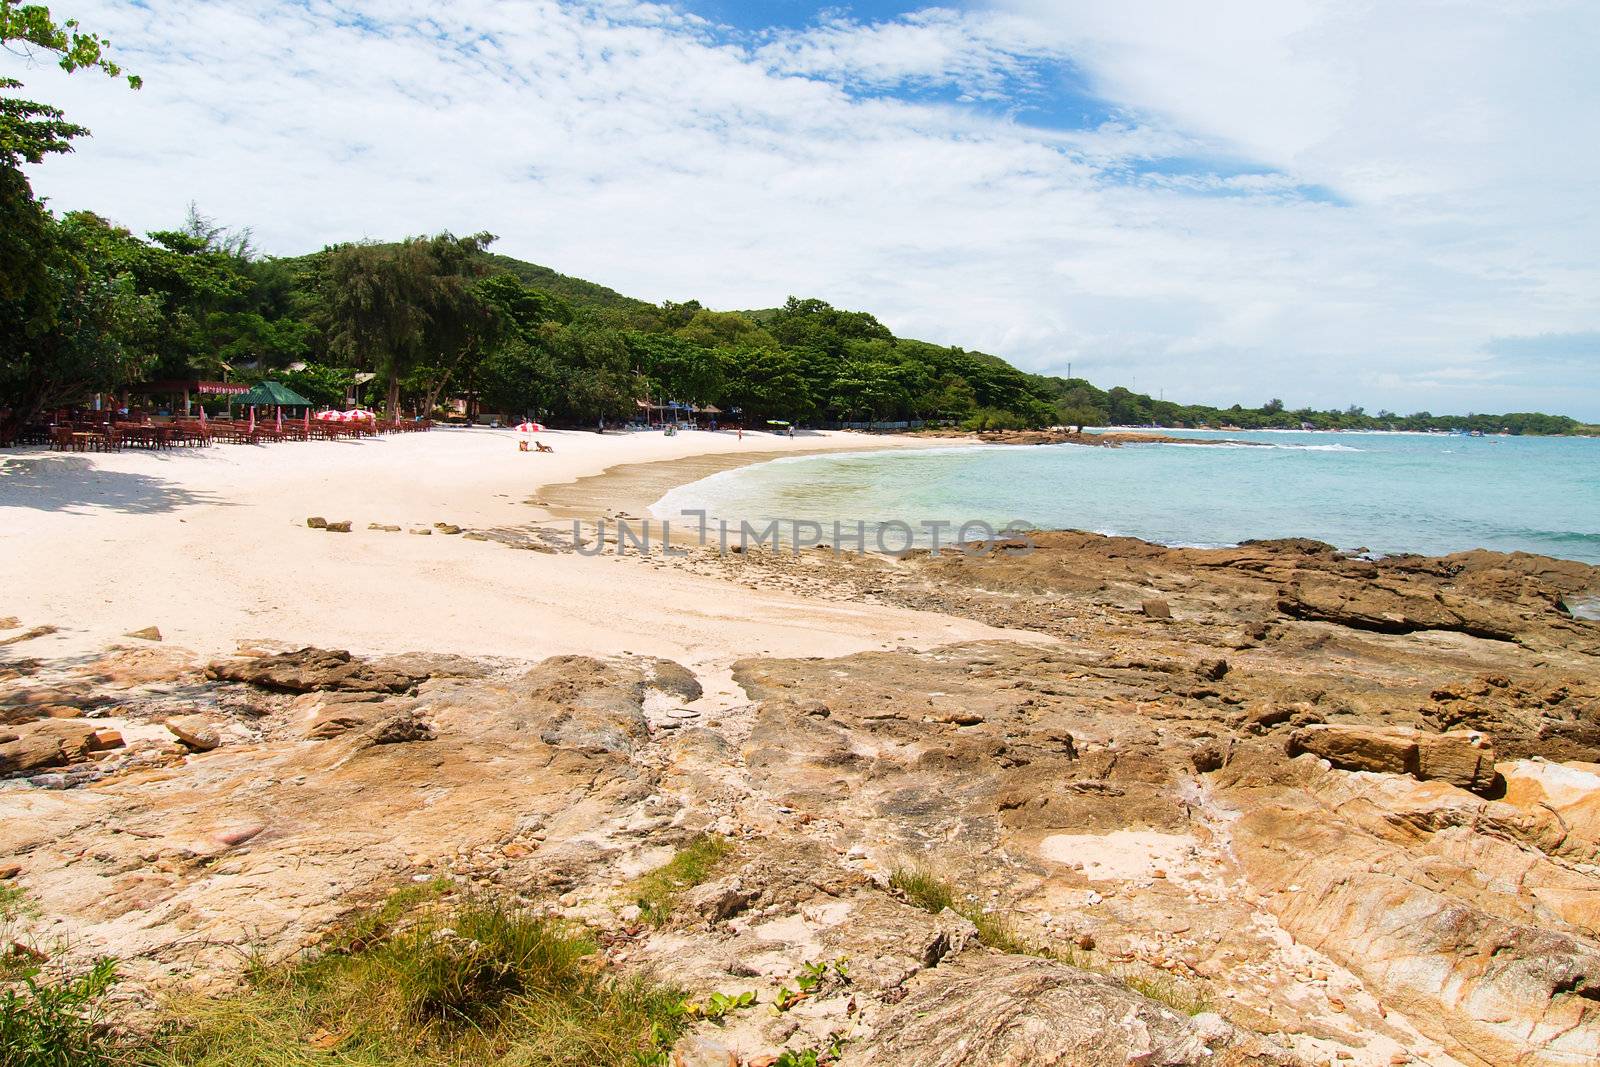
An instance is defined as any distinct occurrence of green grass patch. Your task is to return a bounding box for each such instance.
[1113,968,1214,1017]
[632,835,734,927]
[890,866,1043,958]
[146,891,687,1067]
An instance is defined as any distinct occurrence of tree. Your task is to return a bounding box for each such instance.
[1,1,139,167]
[0,4,140,434]
[319,232,496,415]
[0,213,159,431]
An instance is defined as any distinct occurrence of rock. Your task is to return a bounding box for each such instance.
[89,729,124,752]
[362,711,434,746]
[852,954,1240,1066]
[1278,575,1521,640]
[1287,724,1497,792]
[368,523,401,532]
[1415,730,1497,792]
[682,879,756,922]
[0,625,58,647]
[671,1035,737,1067]
[1141,598,1172,620]
[324,521,352,533]
[209,647,426,694]
[409,528,433,536]
[125,626,162,642]
[434,523,462,535]
[164,715,220,752]
[1190,740,1228,773]
[0,616,19,629]
[0,865,19,880]
[0,721,99,775]
[305,516,327,528]
[1196,657,1229,680]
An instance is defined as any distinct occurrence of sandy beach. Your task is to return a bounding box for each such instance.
[0,428,1021,683]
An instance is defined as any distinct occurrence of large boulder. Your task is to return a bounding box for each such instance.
[851,954,1253,1066]
[1288,724,1497,793]
[208,648,425,694]
[0,720,113,776]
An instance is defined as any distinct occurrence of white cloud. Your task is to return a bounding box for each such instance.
[8,0,1599,418]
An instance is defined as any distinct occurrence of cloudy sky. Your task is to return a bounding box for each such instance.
[10,0,1599,417]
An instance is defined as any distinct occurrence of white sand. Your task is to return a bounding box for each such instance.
[0,428,1030,684]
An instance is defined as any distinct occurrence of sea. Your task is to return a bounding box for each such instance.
[651,429,1600,568]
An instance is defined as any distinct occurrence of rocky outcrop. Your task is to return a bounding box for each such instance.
[5,529,1599,1065]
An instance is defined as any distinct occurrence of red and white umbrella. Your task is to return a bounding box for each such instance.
[274,408,284,433]
[514,421,545,433]
[246,407,256,434]
[314,410,342,421]
[342,409,375,422]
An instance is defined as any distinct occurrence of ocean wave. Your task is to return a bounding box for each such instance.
[1155,441,1363,452]
[1271,443,1363,452]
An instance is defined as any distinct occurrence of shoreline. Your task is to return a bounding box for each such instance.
[529,433,972,522]
[0,428,1017,669]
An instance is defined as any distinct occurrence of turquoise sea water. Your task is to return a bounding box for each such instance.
[652,430,1600,564]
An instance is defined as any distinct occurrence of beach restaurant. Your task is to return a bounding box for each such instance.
[125,378,251,415]
[635,398,724,428]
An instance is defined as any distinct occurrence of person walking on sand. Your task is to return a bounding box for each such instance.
[737,426,743,441]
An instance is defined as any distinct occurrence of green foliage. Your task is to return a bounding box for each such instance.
[317,232,499,415]
[773,958,850,1013]
[961,407,1029,432]
[0,956,123,1067]
[273,363,351,409]
[0,2,138,168]
[678,989,755,1022]
[149,890,687,1067]
[632,835,734,927]
[0,205,161,432]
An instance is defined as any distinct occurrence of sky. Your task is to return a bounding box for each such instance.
[8,0,1599,418]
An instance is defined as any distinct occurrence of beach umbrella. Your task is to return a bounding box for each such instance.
[274,408,283,433]
[247,406,256,434]
[198,406,207,426]
[314,410,340,421]
[303,408,311,431]
[342,408,375,422]
[514,421,545,432]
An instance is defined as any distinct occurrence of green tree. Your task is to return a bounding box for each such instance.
[319,232,496,416]
[0,212,160,431]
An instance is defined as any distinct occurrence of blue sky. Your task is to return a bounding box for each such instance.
[10,0,1600,418]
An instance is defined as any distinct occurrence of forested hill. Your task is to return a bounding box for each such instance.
[4,214,1594,437]
[479,253,649,313]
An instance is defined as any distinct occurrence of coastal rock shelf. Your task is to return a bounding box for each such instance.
[0,532,1597,1065]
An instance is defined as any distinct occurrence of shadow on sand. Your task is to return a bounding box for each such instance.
[0,453,234,515]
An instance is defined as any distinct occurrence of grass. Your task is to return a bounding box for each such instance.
[145,887,689,1067]
[0,957,124,1067]
[631,835,734,927]
[888,866,1037,957]
[887,865,1211,1016]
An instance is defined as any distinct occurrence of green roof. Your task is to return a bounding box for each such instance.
[234,381,313,407]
